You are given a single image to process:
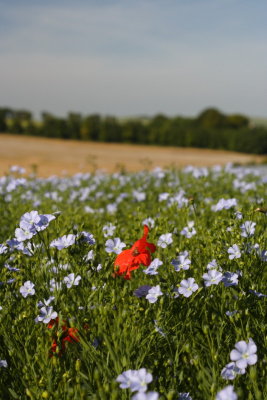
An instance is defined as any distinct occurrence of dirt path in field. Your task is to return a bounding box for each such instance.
[0,134,265,177]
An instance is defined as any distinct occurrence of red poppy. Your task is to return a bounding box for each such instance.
[114,225,156,279]
[48,319,80,357]
[62,327,80,344]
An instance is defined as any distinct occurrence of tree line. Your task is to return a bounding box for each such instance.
[0,107,266,154]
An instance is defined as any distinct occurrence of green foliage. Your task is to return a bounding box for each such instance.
[0,166,266,399]
[0,106,267,155]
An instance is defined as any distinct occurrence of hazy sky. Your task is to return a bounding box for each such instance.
[1,0,267,118]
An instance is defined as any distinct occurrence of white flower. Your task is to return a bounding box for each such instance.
[116,368,153,393]
[105,238,126,254]
[230,338,257,369]
[221,362,246,380]
[19,281,35,298]
[228,244,241,260]
[146,285,163,303]
[178,278,199,297]
[63,273,81,288]
[216,385,237,400]
[157,233,173,248]
[202,269,223,287]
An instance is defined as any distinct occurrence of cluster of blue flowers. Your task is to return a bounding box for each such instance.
[0,163,266,398]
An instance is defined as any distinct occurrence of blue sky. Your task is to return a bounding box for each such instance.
[0,0,267,118]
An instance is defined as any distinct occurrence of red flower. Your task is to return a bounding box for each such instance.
[62,327,80,344]
[48,319,80,357]
[114,225,156,279]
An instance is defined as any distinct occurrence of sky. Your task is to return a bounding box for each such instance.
[0,0,267,119]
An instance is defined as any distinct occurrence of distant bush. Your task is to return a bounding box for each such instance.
[0,106,266,155]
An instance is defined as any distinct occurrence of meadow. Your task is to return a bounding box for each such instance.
[0,164,266,399]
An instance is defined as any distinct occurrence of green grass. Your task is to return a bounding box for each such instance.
[0,165,266,399]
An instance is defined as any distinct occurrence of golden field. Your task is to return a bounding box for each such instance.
[0,134,265,177]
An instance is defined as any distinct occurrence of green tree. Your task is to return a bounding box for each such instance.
[197,108,227,129]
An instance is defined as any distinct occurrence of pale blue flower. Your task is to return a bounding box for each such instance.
[144,258,163,275]
[146,285,163,303]
[180,222,196,239]
[103,223,116,237]
[15,225,35,242]
[240,221,256,237]
[206,259,219,270]
[133,285,152,298]
[63,273,81,288]
[51,263,69,274]
[221,362,246,380]
[79,231,95,244]
[230,338,257,369]
[0,360,8,368]
[178,278,199,297]
[116,368,152,393]
[228,244,241,260]
[157,233,173,248]
[142,218,155,229]
[50,234,76,250]
[178,393,192,400]
[19,281,35,298]
[131,392,159,400]
[235,211,243,220]
[6,238,24,252]
[105,238,126,254]
[202,269,223,287]
[20,210,40,227]
[0,244,8,254]
[132,191,146,202]
[249,289,267,298]
[106,203,117,214]
[222,272,240,287]
[154,320,166,337]
[158,192,169,201]
[49,278,62,292]
[37,296,55,308]
[35,306,58,324]
[212,198,237,212]
[171,251,191,272]
[226,310,238,317]
[10,165,25,174]
[216,386,237,400]
[84,250,94,261]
